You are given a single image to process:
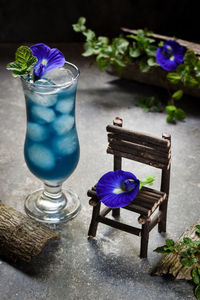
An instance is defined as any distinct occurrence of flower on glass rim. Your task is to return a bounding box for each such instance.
[30,43,65,80]
[96,170,140,208]
[156,40,185,71]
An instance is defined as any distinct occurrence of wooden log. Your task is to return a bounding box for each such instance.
[153,218,200,280]
[107,29,200,98]
[107,125,170,148]
[0,201,60,262]
[121,28,200,56]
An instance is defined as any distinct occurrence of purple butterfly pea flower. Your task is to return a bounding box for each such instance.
[30,43,65,80]
[96,170,140,208]
[156,40,185,71]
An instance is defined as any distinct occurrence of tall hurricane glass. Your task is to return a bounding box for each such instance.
[21,62,80,224]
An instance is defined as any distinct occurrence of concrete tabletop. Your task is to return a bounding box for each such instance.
[0,43,200,300]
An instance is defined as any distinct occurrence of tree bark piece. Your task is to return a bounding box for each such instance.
[0,201,60,262]
[153,219,200,280]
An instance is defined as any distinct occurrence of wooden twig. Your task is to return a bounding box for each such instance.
[121,28,200,56]
[0,201,60,262]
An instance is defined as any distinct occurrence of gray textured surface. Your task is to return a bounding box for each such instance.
[0,43,200,300]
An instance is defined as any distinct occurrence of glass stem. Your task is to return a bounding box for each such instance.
[36,183,67,213]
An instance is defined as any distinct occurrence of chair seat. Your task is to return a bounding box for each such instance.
[88,185,166,218]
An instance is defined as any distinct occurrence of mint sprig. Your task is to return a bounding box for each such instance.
[7,46,37,78]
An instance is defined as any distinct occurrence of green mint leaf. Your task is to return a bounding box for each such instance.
[195,285,200,299]
[183,237,192,244]
[166,105,176,114]
[113,38,129,55]
[167,72,181,84]
[172,90,183,100]
[6,46,37,78]
[180,257,194,268]
[165,239,175,247]
[72,17,86,32]
[192,268,200,285]
[195,225,200,235]
[184,74,198,87]
[139,58,150,72]
[174,108,186,120]
[184,50,198,66]
[129,47,141,58]
[83,29,96,41]
[154,245,173,254]
[147,57,158,67]
[97,36,109,45]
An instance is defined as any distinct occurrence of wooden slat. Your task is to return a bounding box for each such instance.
[108,135,171,158]
[107,148,166,169]
[97,215,141,236]
[106,125,170,148]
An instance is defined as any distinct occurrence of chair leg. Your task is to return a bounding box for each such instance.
[158,199,168,233]
[140,222,150,258]
[88,201,101,237]
[112,208,120,218]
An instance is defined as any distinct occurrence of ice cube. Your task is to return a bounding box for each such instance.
[55,97,74,114]
[53,129,78,155]
[31,106,56,124]
[52,115,74,135]
[24,79,58,107]
[45,67,74,86]
[27,122,48,142]
[27,144,55,170]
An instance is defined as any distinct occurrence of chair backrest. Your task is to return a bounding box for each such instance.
[106,118,171,194]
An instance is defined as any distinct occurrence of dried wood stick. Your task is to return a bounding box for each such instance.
[0,201,60,262]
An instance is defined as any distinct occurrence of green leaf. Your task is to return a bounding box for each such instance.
[72,17,86,32]
[113,38,129,54]
[183,237,192,244]
[174,108,186,120]
[97,36,109,45]
[172,90,183,100]
[184,74,198,87]
[154,245,174,254]
[167,72,181,84]
[129,47,141,58]
[192,268,200,285]
[147,57,158,67]
[83,29,96,41]
[139,58,150,72]
[184,50,198,66]
[82,47,94,57]
[6,46,37,78]
[165,105,176,114]
[195,225,200,235]
[166,114,175,123]
[195,285,200,299]
[166,239,175,247]
[180,257,194,268]
[145,45,157,57]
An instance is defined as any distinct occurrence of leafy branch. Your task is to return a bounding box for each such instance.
[73,17,200,123]
[154,225,200,299]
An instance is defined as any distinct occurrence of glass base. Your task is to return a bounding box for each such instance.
[24,188,81,224]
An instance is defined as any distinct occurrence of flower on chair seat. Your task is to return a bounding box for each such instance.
[96,170,140,208]
[156,40,185,71]
[30,43,65,80]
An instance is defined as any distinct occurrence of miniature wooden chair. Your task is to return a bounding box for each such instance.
[87,117,171,258]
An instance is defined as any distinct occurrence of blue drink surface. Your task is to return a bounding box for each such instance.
[23,74,80,182]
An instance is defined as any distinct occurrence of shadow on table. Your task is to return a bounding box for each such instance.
[0,239,60,278]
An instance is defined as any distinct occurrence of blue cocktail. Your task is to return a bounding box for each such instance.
[21,62,80,223]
